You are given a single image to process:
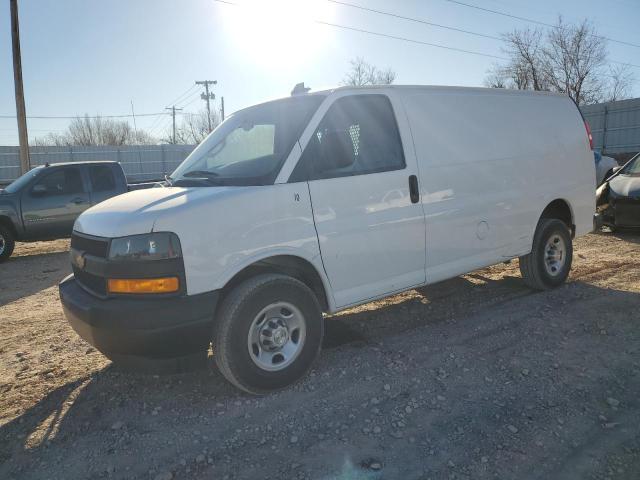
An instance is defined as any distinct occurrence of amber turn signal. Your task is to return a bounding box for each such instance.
[107,277,179,294]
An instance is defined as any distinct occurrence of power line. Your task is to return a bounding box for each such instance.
[0,112,168,119]
[327,0,502,41]
[165,84,199,108]
[181,94,202,109]
[329,0,640,69]
[444,0,640,49]
[213,0,506,60]
[316,20,507,60]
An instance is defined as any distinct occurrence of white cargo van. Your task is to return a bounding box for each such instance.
[59,85,595,393]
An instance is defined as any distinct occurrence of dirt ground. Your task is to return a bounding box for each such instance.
[1,232,639,480]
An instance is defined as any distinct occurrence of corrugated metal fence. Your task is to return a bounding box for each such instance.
[581,97,640,155]
[0,144,196,184]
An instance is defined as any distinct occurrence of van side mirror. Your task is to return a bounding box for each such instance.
[31,184,47,196]
[318,130,354,172]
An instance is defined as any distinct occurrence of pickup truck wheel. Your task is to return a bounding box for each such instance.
[0,225,15,262]
[519,218,573,290]
[213,274,323,394]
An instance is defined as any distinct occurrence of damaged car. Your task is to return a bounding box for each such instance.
[596,152,640,230]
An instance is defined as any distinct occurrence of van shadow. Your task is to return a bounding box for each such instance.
[0,251,70,305]
[3,276,638,478]
[323,270,528,348]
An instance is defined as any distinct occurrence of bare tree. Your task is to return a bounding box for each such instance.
[164,108,221,145]
[342,57,396,86]
[485,17,633,105]
[484,69,507,89]
[606,64,634,102]
[33,115,157,146]
[542,18,607,105]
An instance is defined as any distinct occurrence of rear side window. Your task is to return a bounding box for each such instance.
[292,94,405,181]
[31,168,84,196]
[89,165,116,192]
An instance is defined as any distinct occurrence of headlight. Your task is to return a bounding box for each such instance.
[108,232,182,261]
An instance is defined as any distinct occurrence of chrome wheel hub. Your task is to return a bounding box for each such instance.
[544,234,566,276]
[248,302,306,372]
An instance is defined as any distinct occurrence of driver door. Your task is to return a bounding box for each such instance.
[21,166,90,239]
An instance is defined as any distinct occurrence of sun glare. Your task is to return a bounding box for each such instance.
[220,0,333,69]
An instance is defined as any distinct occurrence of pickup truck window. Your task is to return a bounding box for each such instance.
[3,166,43,194]
[171,95,325,186]
[89,165,116,192]
[32,168,84,197]
[294,94,405,181]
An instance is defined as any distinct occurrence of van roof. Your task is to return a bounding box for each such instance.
[311,84,568,99]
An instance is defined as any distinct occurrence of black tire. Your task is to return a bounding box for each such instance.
[0,224,15,262]
[213,274,324,394]
[519,218,573,290]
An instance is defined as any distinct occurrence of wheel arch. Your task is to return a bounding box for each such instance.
[0,215,17,238]
[219,254,333,313]
[540,199,575,237]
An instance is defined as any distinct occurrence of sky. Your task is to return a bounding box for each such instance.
[1,0,639,145]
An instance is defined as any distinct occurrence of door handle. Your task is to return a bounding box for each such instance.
[408,175,419,204]
[71,197,87,205]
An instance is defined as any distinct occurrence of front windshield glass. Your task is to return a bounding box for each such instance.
[620,153,640,175]
[4,166,43,193]
[171,95,325,186]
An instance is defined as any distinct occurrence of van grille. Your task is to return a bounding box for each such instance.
[71,232,109,258]
[72,266,107,297]
[71,232,109,296]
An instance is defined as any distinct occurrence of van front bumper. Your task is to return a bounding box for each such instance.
[59,274,219,360]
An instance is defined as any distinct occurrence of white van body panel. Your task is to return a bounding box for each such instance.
[72,85,595,314]
[396,87,594,283]
[73,188,176,237]
[150,183,334,304]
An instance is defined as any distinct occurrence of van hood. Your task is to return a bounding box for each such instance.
[74,186,249,238]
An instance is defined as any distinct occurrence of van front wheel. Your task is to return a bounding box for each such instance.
[519,218,573,290]
[213,274,324,394]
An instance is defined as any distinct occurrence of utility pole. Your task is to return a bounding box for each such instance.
[10,0,30,174]
[195,80,217,132]
[221,96,225,122]
[165,106,183,144]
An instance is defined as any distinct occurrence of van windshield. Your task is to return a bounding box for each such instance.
[171,95,325,187]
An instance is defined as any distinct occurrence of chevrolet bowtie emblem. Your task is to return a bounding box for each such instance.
[71,249,86,270]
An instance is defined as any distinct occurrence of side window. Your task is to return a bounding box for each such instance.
[295,95,405,181]
[89,165,116,192]
[31,168,84,197]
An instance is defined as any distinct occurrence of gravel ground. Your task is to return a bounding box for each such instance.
[1,232,639,480]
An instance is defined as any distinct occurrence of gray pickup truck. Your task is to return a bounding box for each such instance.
[0,161,132,261]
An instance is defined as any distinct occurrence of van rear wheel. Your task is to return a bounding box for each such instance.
[213,274,324,394]
[519,218,573,290]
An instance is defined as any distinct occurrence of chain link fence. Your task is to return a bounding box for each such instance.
[0,144,196,184]
[581,97,640,159]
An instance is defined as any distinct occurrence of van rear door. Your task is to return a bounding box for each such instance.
[295,93,426,308]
